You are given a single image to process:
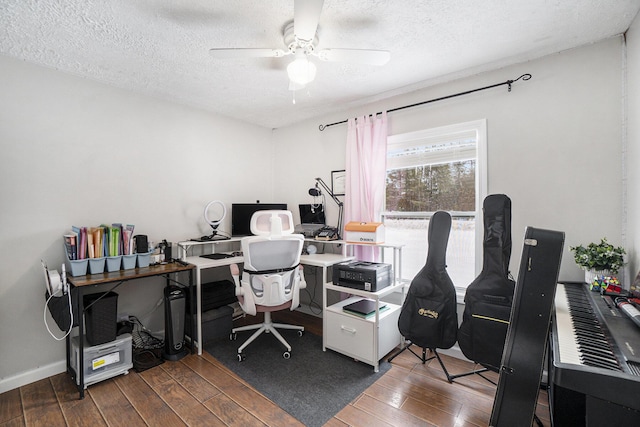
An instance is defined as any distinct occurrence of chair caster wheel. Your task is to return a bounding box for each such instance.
[237,353,246,362]
[283,351,291,359]
[230,333,237,341]
[297,330,303,337]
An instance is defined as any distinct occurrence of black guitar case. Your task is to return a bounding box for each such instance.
[458,194,515,370]
[397,211,457,350]
[490,226,564,426]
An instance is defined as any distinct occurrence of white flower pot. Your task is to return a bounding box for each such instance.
[584,269,612,284]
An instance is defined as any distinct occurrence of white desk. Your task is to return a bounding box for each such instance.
[300,253,354,284]
[302,239,405,285]
[178,239,352,354]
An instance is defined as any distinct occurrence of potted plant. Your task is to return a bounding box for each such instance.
[570,237,625,283]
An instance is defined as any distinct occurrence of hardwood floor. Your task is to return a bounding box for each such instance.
[0,311,550,426]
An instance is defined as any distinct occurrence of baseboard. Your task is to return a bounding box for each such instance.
[0,360,67,394]
[0,328,165,394]
[436,344,466,361]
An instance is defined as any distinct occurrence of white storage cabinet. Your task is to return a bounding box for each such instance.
[323,282,402,372]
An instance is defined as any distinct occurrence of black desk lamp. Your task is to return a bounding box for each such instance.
[309,177,344,239]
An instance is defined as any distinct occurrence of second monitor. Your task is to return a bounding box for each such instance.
[296,204,326,237]
[231,203,288,236]
[299,204,326,225]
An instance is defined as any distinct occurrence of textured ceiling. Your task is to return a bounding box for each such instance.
[1,1,639,129]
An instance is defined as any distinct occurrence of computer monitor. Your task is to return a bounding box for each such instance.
[231,203,288,236]
[299,204,326,225]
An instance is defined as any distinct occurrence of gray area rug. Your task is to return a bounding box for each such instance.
[205,329,391,427]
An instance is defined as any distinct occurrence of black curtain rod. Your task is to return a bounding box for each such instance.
[318,73,532,131]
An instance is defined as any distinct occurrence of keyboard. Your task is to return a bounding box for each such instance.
[200,253,234,260]
[548,282,640,424]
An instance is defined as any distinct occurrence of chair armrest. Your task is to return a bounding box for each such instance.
[298,265,307,290]
[229,263,242,296]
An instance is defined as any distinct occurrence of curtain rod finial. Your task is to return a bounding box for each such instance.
[508,73,532,92]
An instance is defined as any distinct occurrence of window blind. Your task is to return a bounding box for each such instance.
[387,130,477,170]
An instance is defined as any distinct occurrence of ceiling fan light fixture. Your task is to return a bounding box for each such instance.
[287,53,317,85]
[209,2,391,92]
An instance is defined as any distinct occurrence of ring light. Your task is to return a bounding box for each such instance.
[200,200,227,241]
[204,200,226,226]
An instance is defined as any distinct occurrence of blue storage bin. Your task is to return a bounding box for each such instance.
[106,255,122,272]
[88,257,105,274]
[137,252,151,268]
[64,243,89,276]
[66,258,88,277]
[122,254,137,270]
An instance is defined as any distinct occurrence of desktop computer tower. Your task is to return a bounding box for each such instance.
[162,285,188,361]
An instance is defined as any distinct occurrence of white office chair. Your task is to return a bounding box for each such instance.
[229,210,307,360]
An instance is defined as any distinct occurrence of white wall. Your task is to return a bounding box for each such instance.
[0,55,273,390]
[626,13,640,280]
[274,37,625,284]
[272,120,348,229]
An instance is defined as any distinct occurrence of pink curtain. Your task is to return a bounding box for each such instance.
[344,112,388,261]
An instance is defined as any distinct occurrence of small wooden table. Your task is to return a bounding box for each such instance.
[66,262,195,399]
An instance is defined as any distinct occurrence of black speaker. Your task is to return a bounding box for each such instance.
[134,235,148,254]
[162,285,188,361]
[163,243,172,261]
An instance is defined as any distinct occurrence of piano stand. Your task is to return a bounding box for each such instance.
[387,342,455,383]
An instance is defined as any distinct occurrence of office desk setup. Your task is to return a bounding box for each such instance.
[63,236,404,398]
[176,237,406,375]
[66,262,195,399]
[177,238,406,357]
[177,238,354,354]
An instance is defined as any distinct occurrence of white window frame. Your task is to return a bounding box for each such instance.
[385,119,488,295]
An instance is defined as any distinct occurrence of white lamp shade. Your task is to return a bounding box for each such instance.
[287,54,317,85]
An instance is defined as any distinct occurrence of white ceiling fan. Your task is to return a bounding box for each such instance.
[209,0,390,91]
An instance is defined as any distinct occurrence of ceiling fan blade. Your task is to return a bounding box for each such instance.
[209,48,287,58]
[316,49,390,66]
[294,0,324,42]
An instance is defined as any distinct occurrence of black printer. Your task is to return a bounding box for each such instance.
[332,261,392,292]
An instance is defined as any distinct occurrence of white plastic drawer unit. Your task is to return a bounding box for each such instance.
[324,297,401,365]
[70,333,133,387]
[325,310,375,361]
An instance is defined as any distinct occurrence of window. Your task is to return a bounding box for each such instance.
[384,120,487,295]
